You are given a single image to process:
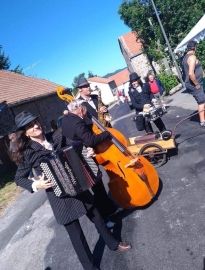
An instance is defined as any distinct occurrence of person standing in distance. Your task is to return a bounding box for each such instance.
[77,77,108,121]
[182,40,205,127]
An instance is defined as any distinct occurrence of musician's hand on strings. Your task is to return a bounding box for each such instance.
[99,106,107,113]
[86,147,96,157]
[125,157,139,168]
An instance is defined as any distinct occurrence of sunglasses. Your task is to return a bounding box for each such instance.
[79,84,90,89]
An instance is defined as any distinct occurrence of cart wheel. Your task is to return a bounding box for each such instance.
[139,143,166,168]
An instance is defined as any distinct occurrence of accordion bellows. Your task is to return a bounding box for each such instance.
[40,146,96,197]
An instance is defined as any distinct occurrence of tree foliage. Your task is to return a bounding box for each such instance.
[196,40,205,70]
[72,73,85,89]
[158,72,179,95]
[88,71,97,78]
[0,46,10,70]
[119,0,205,61]
[0,45,23,74]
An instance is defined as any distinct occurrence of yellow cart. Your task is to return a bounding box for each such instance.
[127,132,176,168]
[126,108,202,167]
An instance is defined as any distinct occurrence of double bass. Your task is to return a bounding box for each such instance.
[57,87,159,208]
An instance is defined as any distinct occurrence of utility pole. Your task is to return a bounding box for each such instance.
[150,0,185,87]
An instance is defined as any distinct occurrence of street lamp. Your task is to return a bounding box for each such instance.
[150,0,185,88]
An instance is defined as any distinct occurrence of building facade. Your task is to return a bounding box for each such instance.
[118,31,160,81]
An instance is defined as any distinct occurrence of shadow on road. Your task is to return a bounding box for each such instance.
[177,132,205,145]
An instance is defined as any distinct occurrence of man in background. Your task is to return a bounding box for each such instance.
[182,40,205,127]
[77,77,107,119]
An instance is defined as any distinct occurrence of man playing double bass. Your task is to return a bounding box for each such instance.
[61,99,118,221]
[62,98,159,209]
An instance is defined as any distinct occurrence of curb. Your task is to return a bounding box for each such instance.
[169,83,184,95]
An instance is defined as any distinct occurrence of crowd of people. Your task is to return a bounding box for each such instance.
[7,40,205,270]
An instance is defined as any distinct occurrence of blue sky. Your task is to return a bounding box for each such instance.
[1,0,130,87]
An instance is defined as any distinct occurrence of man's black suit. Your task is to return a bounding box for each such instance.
[128,84,166,133]
[62,112,111,148]
[62,112,118,219]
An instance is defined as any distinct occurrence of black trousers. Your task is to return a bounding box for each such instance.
[144,117,166,133]
[64,207,119,270]
[92,180,118,219]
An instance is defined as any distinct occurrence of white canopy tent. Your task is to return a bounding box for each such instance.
[174,14,205,53]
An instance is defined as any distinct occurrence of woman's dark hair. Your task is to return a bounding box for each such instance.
[9,130,29,164]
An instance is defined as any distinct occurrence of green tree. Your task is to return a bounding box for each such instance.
[119,0,205,61]
[72,73,85,88]
[196,40,205,70]
[88,71,97,78]
[0,46,10,70]
[0,45,23,74]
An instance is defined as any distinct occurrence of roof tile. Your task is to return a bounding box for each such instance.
[0,70,64,105]
[88,77,110,84]
[108,68,129,87]
[119,31,143,57]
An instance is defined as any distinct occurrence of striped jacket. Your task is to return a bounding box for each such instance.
[14,129,94,225]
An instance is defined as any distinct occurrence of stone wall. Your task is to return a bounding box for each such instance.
[131,53,153,81]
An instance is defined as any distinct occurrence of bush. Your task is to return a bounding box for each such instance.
[158,72,179,95]
[196,40,205,70]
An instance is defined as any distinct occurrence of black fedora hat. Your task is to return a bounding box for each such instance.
[76,77,89,88]
[129,72,141,82]
[15,111,38,130]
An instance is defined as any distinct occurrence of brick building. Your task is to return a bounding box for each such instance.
[118,31,159,80]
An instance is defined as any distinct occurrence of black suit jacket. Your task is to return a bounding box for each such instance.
[128,84,152,112]
[78,94,99,118]
[14,131,94,225]
[61,112,111,148]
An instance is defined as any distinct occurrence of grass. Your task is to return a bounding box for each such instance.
[0,171,21,216]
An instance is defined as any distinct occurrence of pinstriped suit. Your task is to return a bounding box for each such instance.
[14,134,93,225]
[14,129,119,270]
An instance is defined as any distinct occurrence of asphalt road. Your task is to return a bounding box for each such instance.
[1,90,205,270]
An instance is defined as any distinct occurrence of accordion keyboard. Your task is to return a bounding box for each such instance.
[40,162,64,197]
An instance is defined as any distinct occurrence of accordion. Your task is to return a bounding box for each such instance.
[40,146,97,197]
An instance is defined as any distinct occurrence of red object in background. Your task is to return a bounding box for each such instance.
[149,80,159,94]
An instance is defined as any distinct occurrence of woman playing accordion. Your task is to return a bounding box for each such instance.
[9,111,131,270]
